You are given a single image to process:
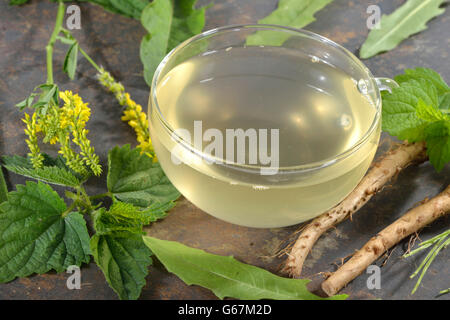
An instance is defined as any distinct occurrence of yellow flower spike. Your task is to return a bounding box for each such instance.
[97,68,155,157]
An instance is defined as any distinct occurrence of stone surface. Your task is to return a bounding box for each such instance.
[0,0,448,300]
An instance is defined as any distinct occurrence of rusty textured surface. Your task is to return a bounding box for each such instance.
[0,0,449,300]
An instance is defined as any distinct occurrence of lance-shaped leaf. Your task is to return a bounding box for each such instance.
[90,233,152,300]
[0,181,91,283]
[107,145,180,208]
[63,42,79,80]
[140,0,207,85]
[360,0,446,59]
[2,155,82,187]
[246,0,334,46]
[143,236,347,300]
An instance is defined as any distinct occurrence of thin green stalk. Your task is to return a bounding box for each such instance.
[46,1,66,84]
[411,236,450,295]
[404,229,450,258]
[439,288,450,295]
[62,202,77,218]
[79,47,102,72]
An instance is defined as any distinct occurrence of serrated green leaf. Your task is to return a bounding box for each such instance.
[90,233,152,300]
[439,92,450,110]
[360,0,446,59]
[63,42,79,80]
[107,145,180,207]
[416,99,449,122]
[143,236,347,300]
[395,68,450,96]
[2,155,81,187]
[140,0,207,85]
[0,181,91,283]
[424,121,450,172]
[382,79,439,141]
[246,0,333,46]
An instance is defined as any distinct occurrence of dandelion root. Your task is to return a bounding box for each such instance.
[321,184,450,296]
[283,142,427,277]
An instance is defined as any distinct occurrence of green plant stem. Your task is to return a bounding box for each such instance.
[439,288,450,295]
[46,1,66,85]
[79,47,102,72]
[62,202,77,218]
[89,192,112,201]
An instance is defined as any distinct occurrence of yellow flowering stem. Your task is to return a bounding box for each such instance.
[97,68,155,158]
[22,113,44,169]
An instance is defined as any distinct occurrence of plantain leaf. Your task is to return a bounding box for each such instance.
[143,236,347,300]
[360,0,446,59]
[246,0,334,46]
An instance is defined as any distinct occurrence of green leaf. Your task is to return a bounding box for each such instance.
[143,236,347,300]
[79,0,150,19]
[382,79,439,142]
[9,0,30,5]
[2,155,82,187]
[416,99,449,122]
[63,42,79,80]
[439,92,450,110]
[424,121,450,172]
[395,68,450,97]
[90,233,152,300]
[107,145,180,208]
[360,0,446,59]
[140,0,207,85]
[0,181,91,283]
[0,167,7,204]
[246,0,334,46]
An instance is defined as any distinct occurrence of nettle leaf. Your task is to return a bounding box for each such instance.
[439,92,450,110]
[0,181,91,283]
[246,0,333,46]
[2,155,82,187]
[90,233,152,300]
[360,0,447,59]
[424,121,450,172]
[416,99,449,122]
[107,145,180,208]
[93,200,170,236]
[382,79,439,142]
[143,236,347,300]
[395,68,450,96]
[63,42,79,80]
[140,0,206,85]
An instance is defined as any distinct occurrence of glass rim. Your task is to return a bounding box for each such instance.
[150,24,382,174]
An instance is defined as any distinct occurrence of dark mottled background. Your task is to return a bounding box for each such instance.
[0,0,449,300]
